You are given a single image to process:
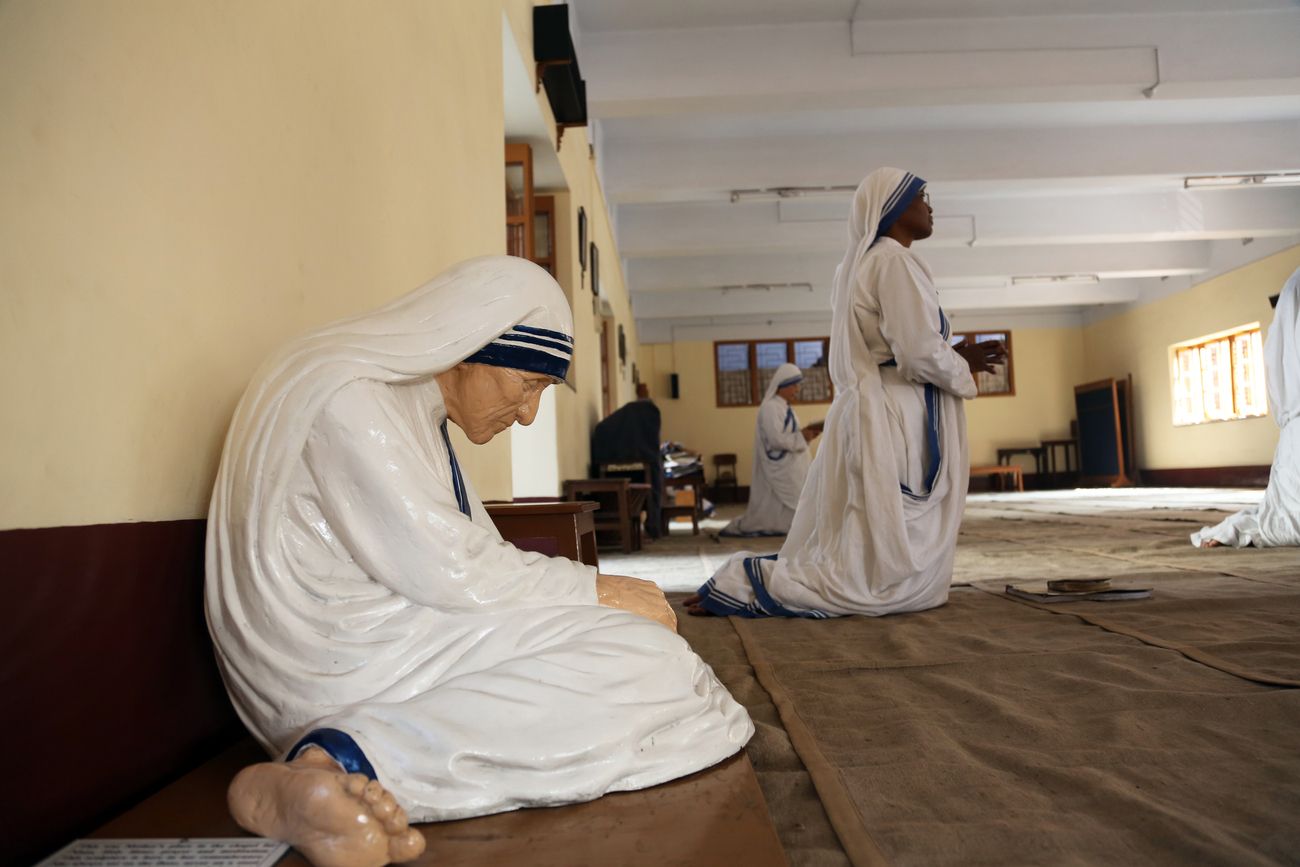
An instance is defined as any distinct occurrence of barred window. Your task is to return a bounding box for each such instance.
[1170,324,1266,426]
[714,339,832,407]
[948,330,1014,396]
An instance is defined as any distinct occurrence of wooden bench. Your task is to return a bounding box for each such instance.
[971,464,1023,492]
[89,738,788,867]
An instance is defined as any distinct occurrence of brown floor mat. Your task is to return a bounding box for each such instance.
[672,497,1300,866]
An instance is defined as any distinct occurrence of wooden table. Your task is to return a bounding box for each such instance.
[663,467,704,535]
[90,739,788,867]
[971,464,1024,492]
[995,446,1045,475]
[1040,438,1078,474]
[486,501,598,567]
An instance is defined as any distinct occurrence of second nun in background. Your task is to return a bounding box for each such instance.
[719,363,821,537]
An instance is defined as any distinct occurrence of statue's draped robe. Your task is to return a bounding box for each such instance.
[699,172,977,618]
[206,257,751,821]
[1192,268,1300,548]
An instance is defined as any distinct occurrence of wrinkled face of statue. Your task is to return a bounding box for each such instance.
[777,383,801,403]
[441,363,554,444]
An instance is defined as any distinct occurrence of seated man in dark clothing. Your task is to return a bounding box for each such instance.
[591,385,664,538]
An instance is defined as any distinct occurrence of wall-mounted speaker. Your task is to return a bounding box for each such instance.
[670,373,680,399]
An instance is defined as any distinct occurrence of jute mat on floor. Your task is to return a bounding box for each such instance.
[672,492,1300,866]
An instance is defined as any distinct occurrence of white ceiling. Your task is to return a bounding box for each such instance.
[575,0,1296,33]
[564,0,1300,341]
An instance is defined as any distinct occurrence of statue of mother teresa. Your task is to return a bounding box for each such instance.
[206,255,752,867]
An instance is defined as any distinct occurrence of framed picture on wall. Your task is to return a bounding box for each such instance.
[589,242,600,313]
[577,207,587,276]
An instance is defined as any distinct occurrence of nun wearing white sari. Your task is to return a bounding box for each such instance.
[690,169,993,619]
[207,256,751,867]
[1192,266,1300,548]
[720,363,818,537]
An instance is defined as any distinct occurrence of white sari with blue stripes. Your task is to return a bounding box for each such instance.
[720,382,811,537]
[700,230,977,617]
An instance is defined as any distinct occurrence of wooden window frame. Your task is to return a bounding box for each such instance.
[1169,323,1266,426]
[713,338,833,408]
[949,330,1015,397]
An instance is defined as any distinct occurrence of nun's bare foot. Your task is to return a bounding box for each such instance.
[683,593,716,617]
[1200,539,1223,549]
[228,747,425,867]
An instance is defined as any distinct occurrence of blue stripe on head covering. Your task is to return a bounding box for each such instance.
[874,172,927,242]
[512,324,573,345]
[463,326,573,380]
[776,374,803,390]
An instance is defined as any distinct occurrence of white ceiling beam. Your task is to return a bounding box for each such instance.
[630,277,1144,320]
[634,306,1094,345]
[633,287,830,319]
[627,241,1214,292]
[617,186,1300,257]
[604,120,1300,204]
[584,12,1300,118]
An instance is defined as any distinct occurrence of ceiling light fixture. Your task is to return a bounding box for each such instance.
[729,186,857,203]
[719,282,814,294]
[1010,274,1101,286]
[1183,172,1300,189]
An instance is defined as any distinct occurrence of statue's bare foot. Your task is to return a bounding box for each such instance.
[228,746,425,867]
[1200,539,1222,549]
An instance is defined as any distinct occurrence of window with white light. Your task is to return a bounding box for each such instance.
[1170,324,1267,426]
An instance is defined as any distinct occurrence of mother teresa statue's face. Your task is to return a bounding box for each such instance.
[439,363,555,445]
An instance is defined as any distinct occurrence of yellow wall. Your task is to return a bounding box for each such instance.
[964,327,1087,468]
[639,244,1299,483]
[638,329,1085,485]
[507,9,640,491]
[1081,244,1298,470]
[0,0,635,528]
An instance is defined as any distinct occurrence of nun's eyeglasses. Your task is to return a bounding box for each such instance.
[921,190,931,207]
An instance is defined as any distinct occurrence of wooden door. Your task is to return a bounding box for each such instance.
[505,143,533,260]
[533,195,555,276]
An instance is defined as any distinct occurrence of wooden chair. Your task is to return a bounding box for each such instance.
[596,461,651,485]
[563,478,639,554]
[711,453,738,502]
